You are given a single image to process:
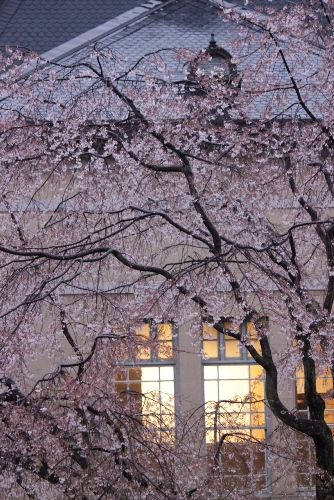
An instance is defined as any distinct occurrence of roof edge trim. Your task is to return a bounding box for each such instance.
[40,0,177,64]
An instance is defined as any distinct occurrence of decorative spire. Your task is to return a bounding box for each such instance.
[209,33,217,49]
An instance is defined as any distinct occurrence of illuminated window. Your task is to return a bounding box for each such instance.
[114,323,175,439]
[204,364,265,441]
[203,321,261,361]
[136,322,174,361]
[114,365,175,437]
[203,322,267,490]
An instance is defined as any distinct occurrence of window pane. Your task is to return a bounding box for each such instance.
[246,322,262,357]
[142,398,160,417]
[224,321,240,334]
[136,323,151,359]
[204,365,218,380]
[203,324,218,340]
[137,346,151,359]
[203,362,266,489]
[206,429,215,444]
[250,365,263,379]
[219,364,249,380]
[160,381,174,401]
[141,366,159,381]
[114,365,175,438]
[219,379,249,400]
[251,428,265,440]
[296,365,334,429]
[251,411,265,427]
[226,428,251,442]
[115,381,128,403]
[136,323,150,338]
[251,379,264,399]
[225,338,241,358]
[157,323,172,340]
[325,411,334,424]
[203,340,218,358]
[129,367,141,380]
[252,400,265,413]
[247,322,257,338]
[157,341,173,359]
[296,376,304,395]
[204,380,218,402]
[114,369,126,381]
[204,365,265,443]
[128,381,142,393]
[160,366,174,380]
[142,381,160,394]
[316,376,332,393]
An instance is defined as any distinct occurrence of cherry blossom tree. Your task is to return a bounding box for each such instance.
[1,0,334,498]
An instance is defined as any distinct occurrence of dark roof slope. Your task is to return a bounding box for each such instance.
[63,0,247,75]
[0,0,146,54]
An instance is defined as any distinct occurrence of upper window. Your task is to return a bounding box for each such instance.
[113,322,176,441]
[187,34,237,86]
[199,34,236,83]
[203,321,261,361]
[136,322,174,361]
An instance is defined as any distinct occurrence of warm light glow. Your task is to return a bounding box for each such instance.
[157,323,173,359]
[203,324,219,358]
[114,365,175,436]
[204,364,265,443]
[203,340,218,358]
[246,322,262,357]
[225,338,241,358]
[136,323,174,360]
[203,324,218,339]
[202,322,260,359]
[136,323,151,359]
[157,323,173,340]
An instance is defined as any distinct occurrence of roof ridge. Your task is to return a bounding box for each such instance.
[40,0,178,64]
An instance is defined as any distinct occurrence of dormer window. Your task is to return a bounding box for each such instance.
[187,34,237,87]
[199,34,236,83]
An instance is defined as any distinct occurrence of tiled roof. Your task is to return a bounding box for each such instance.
[40,1,173,63]
[0,0,147,54]
[57,0,310,121]
[0,0,298,57]
[62,0,243,76]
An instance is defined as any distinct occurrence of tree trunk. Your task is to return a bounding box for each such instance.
[257,336,334,499]
[314,427,334,500]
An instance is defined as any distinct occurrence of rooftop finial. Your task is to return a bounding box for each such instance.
[209,33,217,48]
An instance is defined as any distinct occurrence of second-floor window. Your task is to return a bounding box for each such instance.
[114,322,176,440]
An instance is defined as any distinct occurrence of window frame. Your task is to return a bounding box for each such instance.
[202,321,260,363]
[201,321,269,491]
[133,321,177,365]
[116,322,178,437]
